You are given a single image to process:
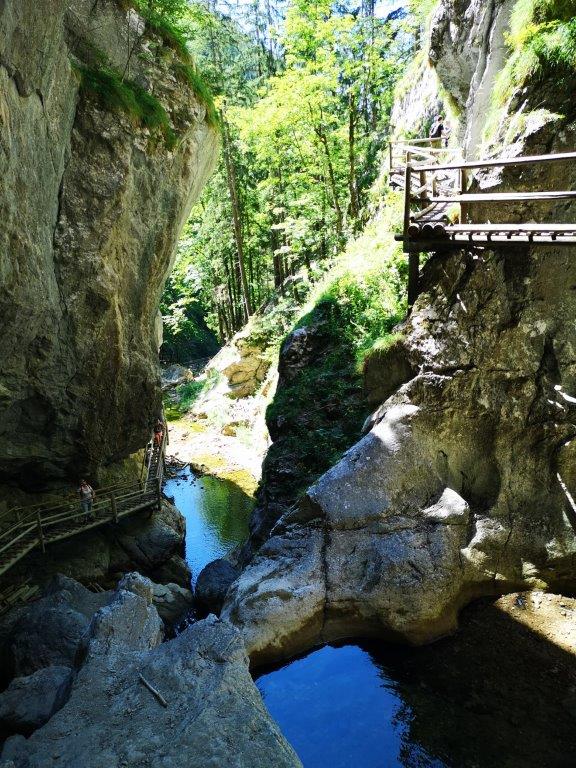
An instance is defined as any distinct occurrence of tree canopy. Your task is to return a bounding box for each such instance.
[158,0,419,357]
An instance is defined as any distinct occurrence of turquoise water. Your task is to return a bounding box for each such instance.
[163,469,253,584]
[255,643,446,768]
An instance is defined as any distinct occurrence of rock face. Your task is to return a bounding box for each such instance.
[429,0,515,153]
[208,325,272,399]
[1,591,301,767]
[0,0,219,489]
[224,243,576,665]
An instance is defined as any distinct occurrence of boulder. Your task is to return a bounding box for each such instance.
[0,575,111,680]
[195,559,240,615]
[151,553,192,588]
[113,499,188,581]
[0,666,72,734]
[161,365,193,391]
[363,336,415,407]
[151,582,194,625]
[1,605,301,768]
[224,246,576,665]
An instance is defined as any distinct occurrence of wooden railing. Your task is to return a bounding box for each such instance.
[0,427,167,576]
[389,141,576,304]
[388,137,461,178]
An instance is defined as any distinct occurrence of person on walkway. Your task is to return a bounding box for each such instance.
[78,480,95,521]
[429,114,444,140]
[153,418,164,447]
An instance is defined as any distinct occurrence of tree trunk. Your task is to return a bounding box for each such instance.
[348,91,360,224]
[221,115,253,321]
[311,107,344,242]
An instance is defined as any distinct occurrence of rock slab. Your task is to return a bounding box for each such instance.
[1,595,302,768]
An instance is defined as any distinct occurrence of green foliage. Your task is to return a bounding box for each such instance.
[134,0,191,58]
[164,370,220,420]
[485,0,576,142]
[160,234,219,363]
[170,0,410,343]
[118,0,218,125]
[407,0,440,26]
[75,64,176,147]
[174,63,219,125]
[263,219,406,497]
[361,331,405,366]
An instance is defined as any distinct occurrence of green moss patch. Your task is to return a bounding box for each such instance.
[76,65,176,148]
[117,1,218,129]
[485,0,576,143]
[174,63,219,126]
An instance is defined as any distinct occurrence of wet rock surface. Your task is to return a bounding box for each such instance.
[1,582,301,768]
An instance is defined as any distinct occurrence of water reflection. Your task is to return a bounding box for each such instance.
[255,601,576,768]
[255,643,446,768]
[164,468,253,584]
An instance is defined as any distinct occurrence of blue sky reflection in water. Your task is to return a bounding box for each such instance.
[255,643,447,768]
[164,469,253,584]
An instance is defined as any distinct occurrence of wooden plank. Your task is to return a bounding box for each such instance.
[447,223,576,232]
[391,137,441,146]
[450,234,576,245]
[430,191,576,203]
[414,150,576,173]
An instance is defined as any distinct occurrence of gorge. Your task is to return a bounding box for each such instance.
[1,0,576,766]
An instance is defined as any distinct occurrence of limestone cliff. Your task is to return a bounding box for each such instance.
[0,0,219,490]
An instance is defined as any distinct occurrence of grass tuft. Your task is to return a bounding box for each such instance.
[174,63,219,126]
[484,0,576,144]
[76,64,177,148]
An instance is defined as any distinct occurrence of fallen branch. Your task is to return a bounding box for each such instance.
[138,674,168,708]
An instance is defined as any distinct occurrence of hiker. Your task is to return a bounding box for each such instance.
[429,114,444,140]
[153,417,164,447]
[78,479,95,521]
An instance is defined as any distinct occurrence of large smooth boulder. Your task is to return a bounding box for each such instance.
[1,603,301,768]
[224,246,576,666]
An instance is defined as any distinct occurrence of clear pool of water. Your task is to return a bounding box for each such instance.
[163,468,253,584]
[255,642,446,768]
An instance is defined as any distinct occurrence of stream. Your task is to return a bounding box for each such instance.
[164,468,254,585]
[164,470,576,768]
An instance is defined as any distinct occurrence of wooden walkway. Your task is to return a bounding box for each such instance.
[388,138,576,303]
[0,429,167,577]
